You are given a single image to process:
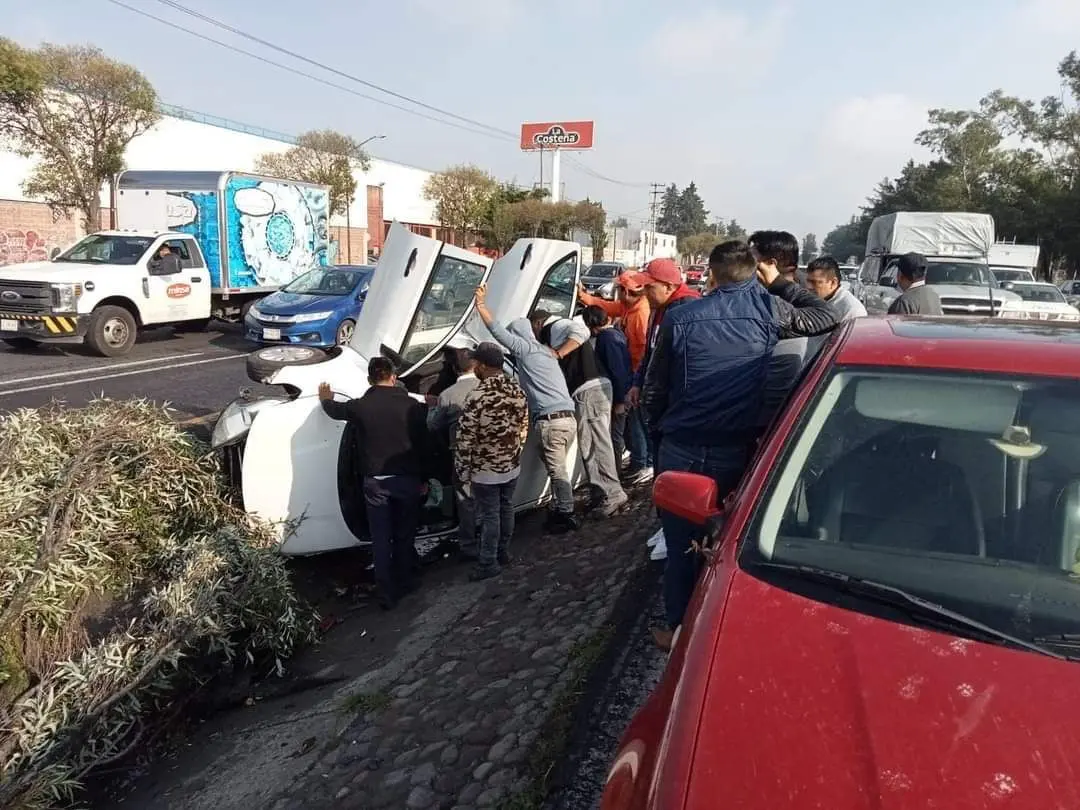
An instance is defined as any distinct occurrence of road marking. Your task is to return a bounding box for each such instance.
[0,354,245,398]
[0,352,206,387]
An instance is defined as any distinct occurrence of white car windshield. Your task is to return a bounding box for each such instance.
[992,268,1036,283]
[749,367,1080,646]
[924,261,998,287]
[54,234,153,265]
[1007,284,1067,304]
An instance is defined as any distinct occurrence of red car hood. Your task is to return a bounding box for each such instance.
[685,572,1080,809]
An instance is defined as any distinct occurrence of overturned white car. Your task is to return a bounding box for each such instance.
[211,223,587,555]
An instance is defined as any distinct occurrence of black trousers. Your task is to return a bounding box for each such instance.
[363,475,423,597]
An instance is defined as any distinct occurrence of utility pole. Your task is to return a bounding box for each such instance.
[645,182,664,262]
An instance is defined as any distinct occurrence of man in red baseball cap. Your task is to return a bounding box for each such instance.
[626,258,700,412]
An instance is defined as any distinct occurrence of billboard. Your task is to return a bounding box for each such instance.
[520,121,595,151]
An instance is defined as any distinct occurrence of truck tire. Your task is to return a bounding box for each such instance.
[86,306,137,357]
[246,345,331,383]
[2,337,40,351]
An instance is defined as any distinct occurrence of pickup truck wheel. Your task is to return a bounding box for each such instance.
[2,337,40,350]
[86,306,137,357]
[246,345,330,383]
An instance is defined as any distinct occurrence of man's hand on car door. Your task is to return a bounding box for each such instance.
[318,382,333,401]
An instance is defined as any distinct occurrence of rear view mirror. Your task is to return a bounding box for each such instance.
[653,471,724,525]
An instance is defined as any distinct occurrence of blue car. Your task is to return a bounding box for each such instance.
[245,264,375,347]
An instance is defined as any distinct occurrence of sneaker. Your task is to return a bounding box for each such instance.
[650,534,668,561]
[622,466,654,486]
[594,494,630,519]
[497,549,511,566]
[545,512,580,534]
[469,566,501,582]
[646,528,664,548]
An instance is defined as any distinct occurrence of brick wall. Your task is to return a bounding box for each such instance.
[0,199,84,266]
[366,185,384,254]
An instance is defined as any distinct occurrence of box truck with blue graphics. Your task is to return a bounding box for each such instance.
[0,170,331,357]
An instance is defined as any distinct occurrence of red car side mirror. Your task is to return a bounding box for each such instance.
[652,471,724,524]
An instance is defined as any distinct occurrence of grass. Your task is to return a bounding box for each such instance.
[340,689,391,715]
[500,624,616,810]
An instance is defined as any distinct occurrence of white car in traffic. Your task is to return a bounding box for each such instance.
[997,281,1080,323]
[212,222,587,555]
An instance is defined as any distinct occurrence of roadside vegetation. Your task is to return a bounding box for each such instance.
[0,399,317,809]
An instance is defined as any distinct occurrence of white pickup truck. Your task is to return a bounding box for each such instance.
[0,170,331,356]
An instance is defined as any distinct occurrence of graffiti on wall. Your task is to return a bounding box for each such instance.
[0,229,64,266]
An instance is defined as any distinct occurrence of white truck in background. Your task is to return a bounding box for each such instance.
[856,212,1024,316]
[0,170,331,357]
[988,242,1040,283]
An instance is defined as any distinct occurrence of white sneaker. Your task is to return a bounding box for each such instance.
[650,531,667,561]
[646,528,663,548]
[624,466,654,486]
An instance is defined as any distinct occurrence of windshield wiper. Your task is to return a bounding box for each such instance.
[755,561,1065,660]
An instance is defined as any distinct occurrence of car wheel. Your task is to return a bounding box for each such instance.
[2,337,40,351]
[85,305,137,357]
[246,344,331,383]
[336,319,356,345]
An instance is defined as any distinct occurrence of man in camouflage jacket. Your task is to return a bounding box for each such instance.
[453,342,530,581]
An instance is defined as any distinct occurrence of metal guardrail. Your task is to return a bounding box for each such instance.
[156,102,299,145]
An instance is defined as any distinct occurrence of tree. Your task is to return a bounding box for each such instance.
[254,130,371,218]
[0,42,158,230]
[676,183,709,238]
[574,198,607,260]
[723,219,748,240]
[801,233,818,261]
[422,164,498,246]
[822,217,866,263]
[680,231,720,262]
[657,184,680,234]
[480,182,547,252]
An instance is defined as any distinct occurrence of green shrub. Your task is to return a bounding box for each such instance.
[0,399,317,809]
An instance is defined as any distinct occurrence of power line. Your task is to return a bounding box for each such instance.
[103,0,509,141]
[107,0,652,189]
[147,0,517,139]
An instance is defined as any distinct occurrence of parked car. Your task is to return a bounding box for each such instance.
[581,261,627,299]
[1060,279,1080,310]
[998,281,1080,322]
[244,264,374,347]
[601,316,1080,810]
[683,264,706,289]
[213,222,587,555]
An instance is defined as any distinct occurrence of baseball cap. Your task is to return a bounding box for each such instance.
[628,257,683,287]
[616,272,645,292]
[897,252,927,278]
[472,341,505,369]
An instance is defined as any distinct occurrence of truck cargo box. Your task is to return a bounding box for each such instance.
[116,170,331,292]
[866,212,994,259]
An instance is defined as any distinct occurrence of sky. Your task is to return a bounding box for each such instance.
[4,0,1080,241]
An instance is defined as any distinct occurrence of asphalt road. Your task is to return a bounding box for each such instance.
[0,324,266,422]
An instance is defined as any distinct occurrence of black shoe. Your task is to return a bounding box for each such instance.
[468,565,501,582]
[545,512,580,534]
[497,549,511,566]
[377,592,399,611]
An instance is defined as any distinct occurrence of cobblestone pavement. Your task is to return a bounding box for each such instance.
[277,499,657,810]
[112,495,658,810]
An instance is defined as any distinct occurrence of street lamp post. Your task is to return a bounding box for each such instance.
[346,135,385,262]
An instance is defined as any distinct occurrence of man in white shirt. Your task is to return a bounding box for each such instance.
[805,255,868,322]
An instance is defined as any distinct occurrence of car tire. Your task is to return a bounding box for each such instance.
[85,305,137,357]
[246,344,331,383]
[2,337,40,351]
[336,319,356,345]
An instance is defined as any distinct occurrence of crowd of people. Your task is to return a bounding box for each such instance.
[318,229,880,628]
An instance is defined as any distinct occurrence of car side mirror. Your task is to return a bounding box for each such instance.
[653,471,725,530]
[148,258,178,275]
[877,276,895,288]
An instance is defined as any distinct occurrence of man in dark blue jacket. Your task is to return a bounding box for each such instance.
[583,305,636,475]
[642,239,839,647]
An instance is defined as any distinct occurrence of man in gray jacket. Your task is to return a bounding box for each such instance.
[427,347,481,555]
[473,284,580,532]
[888,252,943,315]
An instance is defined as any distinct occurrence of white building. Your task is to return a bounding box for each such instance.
[0,103,440,266]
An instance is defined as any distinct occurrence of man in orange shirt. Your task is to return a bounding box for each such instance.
[578,272,653,482]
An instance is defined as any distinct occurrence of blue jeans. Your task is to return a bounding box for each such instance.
[657,439,752,629]
[626,408,650,468]
[363,475,424,598]
[473,477,518,572]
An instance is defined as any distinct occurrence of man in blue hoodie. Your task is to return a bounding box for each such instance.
[643,238,840,648]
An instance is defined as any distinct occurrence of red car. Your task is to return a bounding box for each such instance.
[683,264,707,287]
[601,316,1080,810]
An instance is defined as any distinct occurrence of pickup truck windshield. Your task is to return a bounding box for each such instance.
[992,267,1036,283]
[55,235,154,265]
[925,261,997,287]
[748,367,1080,654]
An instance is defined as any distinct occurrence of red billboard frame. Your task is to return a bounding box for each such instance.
[520,121,595,151]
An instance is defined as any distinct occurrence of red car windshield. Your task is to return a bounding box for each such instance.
[742,367,1080,655]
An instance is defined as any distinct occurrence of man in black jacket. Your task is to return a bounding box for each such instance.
[318,357,429,609]
[887,252,943,315]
